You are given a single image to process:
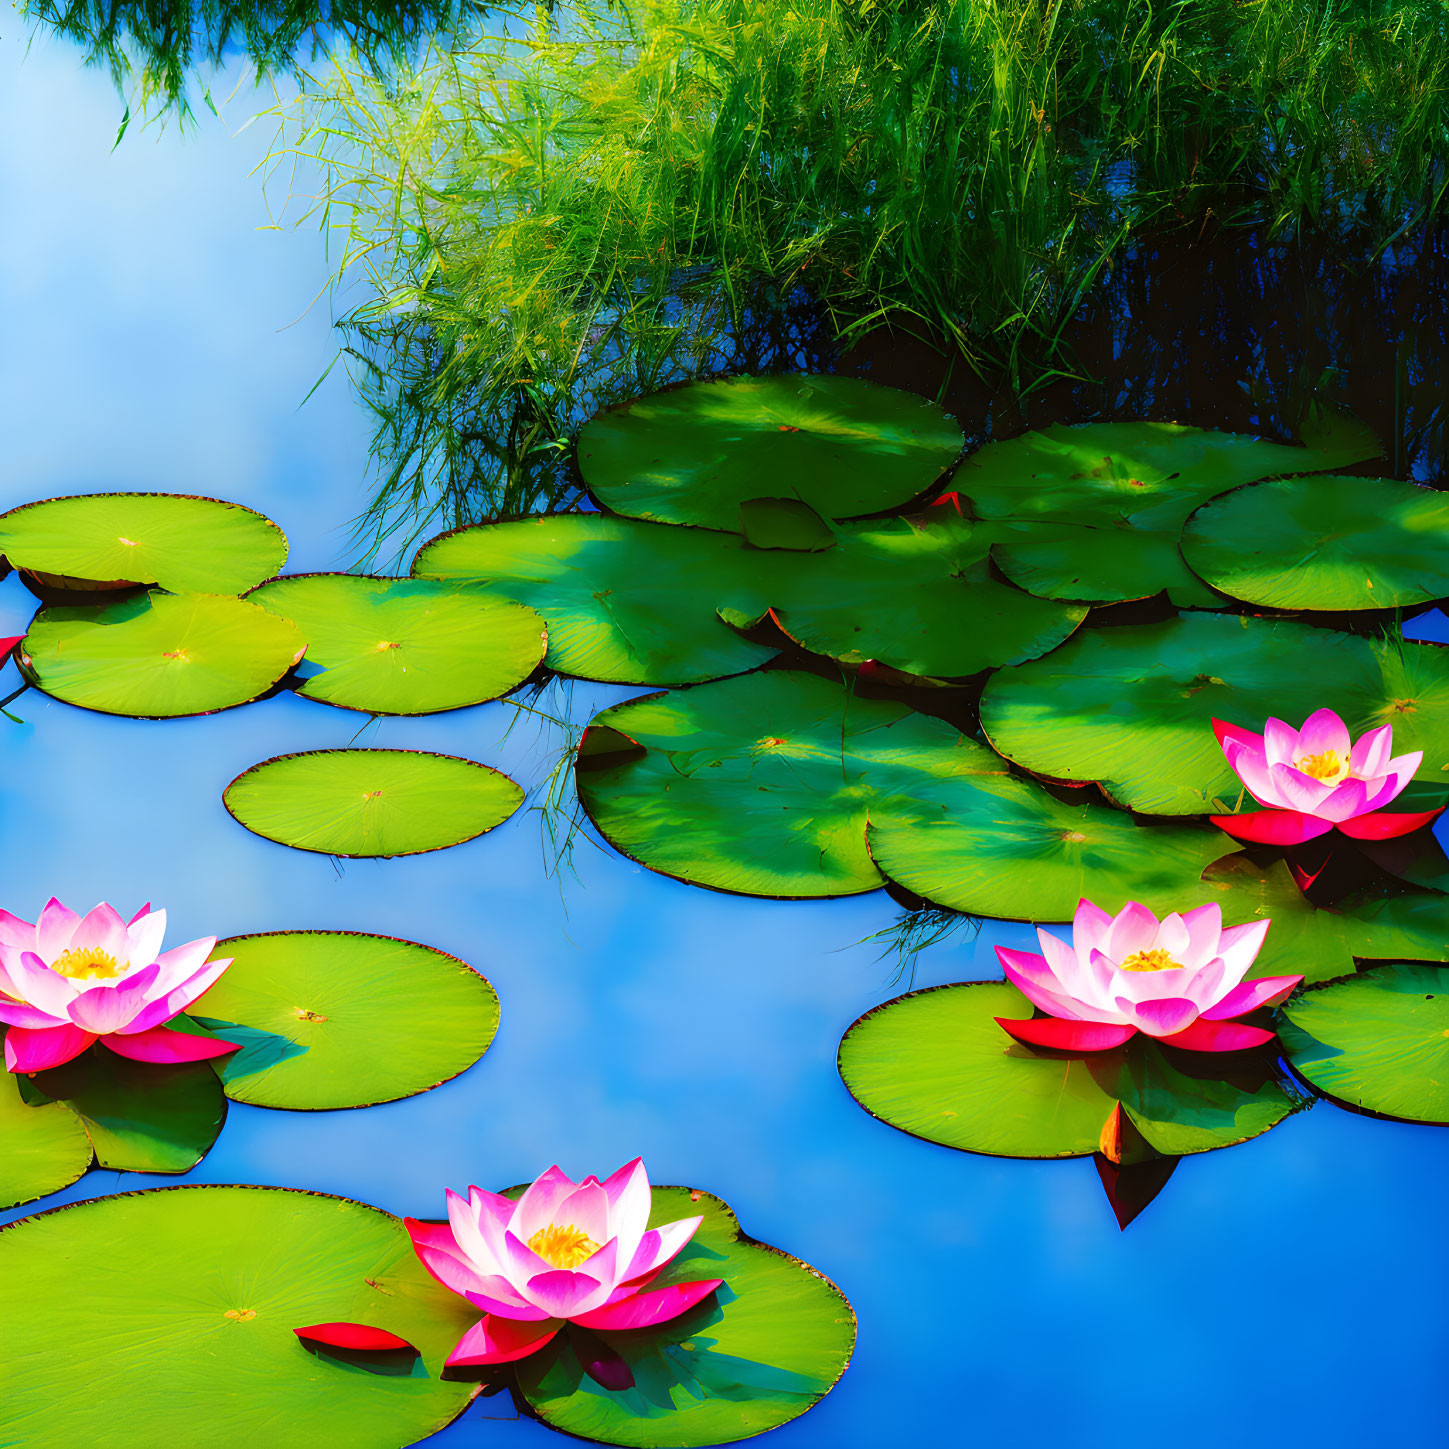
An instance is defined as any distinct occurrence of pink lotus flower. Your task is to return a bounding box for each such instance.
[995,898,1301,1052]
[0,898,239,1073]
[1212,709,1441,845]
[406,1159,723,1368]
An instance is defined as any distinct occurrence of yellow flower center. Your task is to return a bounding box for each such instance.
[51,947,126,981]
[1294,748,1348,783]
[1118,948,1182,973]
[527,1223,601,1270]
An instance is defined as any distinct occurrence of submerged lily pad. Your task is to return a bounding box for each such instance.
[954,416,1379,604]
[1279,963,1449,1123]
[512,1185,855,1446]
[1182,476,1449,611]
[0,1055,92,1211]
[248,574,546,714]
[0,1186,479,1449]
[412,514,776,685]
[575,670,1002,898]
[722,514,1087,680]
[20,590,304,718]
[838,980,1306,1158]
[194,931,499,1110]
[979,611,1449,814]
[578,374,963,531]
[224,749,523,857]
[0,492,287,593]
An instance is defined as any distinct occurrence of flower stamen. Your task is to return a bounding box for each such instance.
[1294,748,1348,783]
[1118,947,1182,973]
[527,1223,601,1270]
[51,946,126,980]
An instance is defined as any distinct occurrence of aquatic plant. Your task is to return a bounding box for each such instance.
[994,898,1299,1053]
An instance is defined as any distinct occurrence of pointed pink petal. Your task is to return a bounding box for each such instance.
[1212,718,1265,754]
[1263,717,1301,768]
[1119,996,1200,1038]
[1203,975,1303,1020]
[573,1280,724,1332]
[445,1315,561,1367]
[101,1025,240,1063]
[126,903,154,927]
[1106,902,1162,962]
[0,910,35,950]
[1211,811,1334,845]
[1213,917,1271,988]
[1069,899,1115,964]
[619,1217,703,1283]
[149,937,219,994]
[9,951,79,1017]
[1336,807,1445,840]
[4,1024,96,1072]
[1176,902,1223,966]
[513,1165,579,1238]
[522,1269,605,1319]
[35,898,80,960]
[65,963,161,1034]
[998,954,1096,1021]
[68,902,130,961]
[124,909,168,971]
[294,1322,416,1352]
[1350,725,1393,779]
[462,1282,554,1320]
[1222,739,1289,809]
[598,1157,651,1265]
[553,1182,611,1248]
[995,1017,1137,1052]
[1266,762,1340,815]
[404,1221,492,1298]
[1296,708,1351,759]
[1160,1018,1277,1052]
[1307,775,1373,823]
[1037,930,1097,1001]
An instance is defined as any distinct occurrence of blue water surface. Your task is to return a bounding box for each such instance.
[1,36,1446,1449]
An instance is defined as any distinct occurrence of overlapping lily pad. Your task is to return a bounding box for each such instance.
[980,612,1449,814]
[0,1060,92,1210]
[838,980,1306,1158]
[0,492,288,594]
[578,374,963,531]
[576,670,1002,898]
[20,590,305,717]
[412,514,776,685]
[953,416,1379,604]
[195,931,499,1109]
[0,1186,479,1449]
[248,574,546,713]
[1279,963,1449,1122]
[1182,476,1449,611]
[224,749,523,857]
[511,1185,855,1446]
[722,513,1087,680]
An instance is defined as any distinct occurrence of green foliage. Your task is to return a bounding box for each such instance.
[272,0,1449,542]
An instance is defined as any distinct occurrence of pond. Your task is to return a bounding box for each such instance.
[1,33,1447,1449]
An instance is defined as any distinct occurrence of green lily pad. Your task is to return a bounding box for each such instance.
[193,931,499,1110]
[578,374,963,531]
[866,770,1230,922]
[1181,475,1449,611]
[0,492,287,593]
[0,1052,92,1210]
[979,611,1449,814]
[512,1185,855,1447]
[23,1044,227,1173]
[20,590,305,718]
[1279,963,1449,1123]
[954,416,1379,604]
[575,670,1003,898]
[247,574,546,714]
[838,980,1306,1158]
[223,749,523,857]
[412,514,776,685]
[721,514,1087,680]
[0,1186,479,1449]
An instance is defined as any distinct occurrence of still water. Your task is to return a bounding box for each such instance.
[0,33,1445,1449]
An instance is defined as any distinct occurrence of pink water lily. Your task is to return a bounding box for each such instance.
[0,897,238,1073]
[405,1159,723,1368]
[1212,709,1440,845]
[995,898,1300,1053]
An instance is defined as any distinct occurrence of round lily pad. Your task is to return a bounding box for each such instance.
[193,931,499,1109]
[412,514,776,685]
[953,416,1380,605]
[0,492,287,594]
[866,769,1230,923]
[979,611,1449,815]
[577,374,964,531]
[838,980,1306,1159]
[512,1185,855,1447]
[1279,963,1449,1123]
[723,514,1087,680]
[0,1055,91,1211]
[247,574,546,714]
[575,670,1002,898]
[1182,475,1449,611]
[20,590,305,718]
[0,1186,479,1449]
[223,749,523,857]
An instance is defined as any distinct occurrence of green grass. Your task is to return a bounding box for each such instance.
[257,0,1449,548]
